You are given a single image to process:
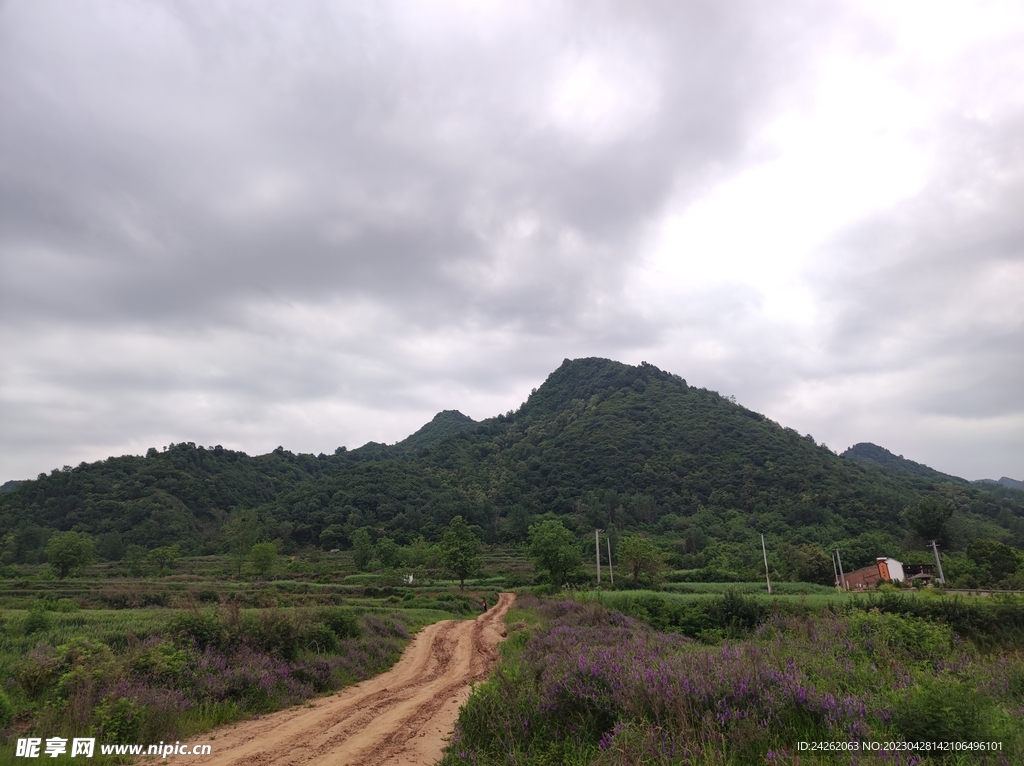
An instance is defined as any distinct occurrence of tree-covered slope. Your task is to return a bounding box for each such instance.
[254,359,1024,569]
[393,410,477,454]
[3,358,1023,571]
[841,442,965,483]
[0,442,345,560]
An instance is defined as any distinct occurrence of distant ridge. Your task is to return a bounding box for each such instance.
[0,480,24,494]
[839,442,966,483]
[976,476,1024,492]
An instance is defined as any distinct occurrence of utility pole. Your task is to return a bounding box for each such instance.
[595,529,602,585]
[606,536,614,586]
[831,550,840,591]
[760,534,772,594]
[930,540,946,585]
[835,548,847,590]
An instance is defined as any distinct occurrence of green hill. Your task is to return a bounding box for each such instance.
[393,409,477,454]
[841,442,965,482]
[3,358,1023,573]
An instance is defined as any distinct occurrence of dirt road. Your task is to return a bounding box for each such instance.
[187,593,515,766]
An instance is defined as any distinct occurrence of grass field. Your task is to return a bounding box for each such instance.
[0,548,514,765]
[4,546,1022,764]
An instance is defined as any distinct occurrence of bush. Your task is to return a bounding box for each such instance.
[892,677,993,743]
[16,644,62,700]
[0,688,13,727]
[240,610,306,660]
[169,611,227,650]
[304,623,339,654]
[23,603,51,635]
[320,608,361,639]
[95,696,143,744]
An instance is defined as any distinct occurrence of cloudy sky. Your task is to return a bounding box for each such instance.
[2,0,1022,484]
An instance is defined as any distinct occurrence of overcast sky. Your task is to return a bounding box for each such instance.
[2,0,1022,484]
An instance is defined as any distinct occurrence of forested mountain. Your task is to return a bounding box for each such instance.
[392,410,477,454]
[3,358,1023,572]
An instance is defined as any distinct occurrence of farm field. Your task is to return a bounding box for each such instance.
[0,550,512,765]
[5,543,1024,765]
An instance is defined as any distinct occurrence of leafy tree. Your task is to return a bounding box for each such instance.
[776,542,833,585]
[351,527,374,571]
[146,544,181,575]
[122,545,146,577]
[903,497,954,546]
[528,519,581,589]
[249,541,278,577]
[439,516,482,589]
[224,509,259,576]
[376,537,401,569]
[319,524,346,550]
[404,536,440,568]
[95,532,125,562]
[45,530,94,579]
[965,539,1021,585]
[618,535,665,584]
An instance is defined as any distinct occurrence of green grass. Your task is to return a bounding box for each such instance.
[0,550,508,765]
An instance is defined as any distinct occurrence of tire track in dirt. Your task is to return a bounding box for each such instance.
[177,593,515,766]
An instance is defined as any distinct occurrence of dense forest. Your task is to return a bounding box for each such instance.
[3,358,1023,578]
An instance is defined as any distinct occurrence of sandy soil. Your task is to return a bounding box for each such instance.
[173,592,515,766]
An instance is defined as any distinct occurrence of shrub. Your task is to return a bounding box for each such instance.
[304,623,339,654]
[16,644,62,700]
[169,610,228,650]
[23,603,51,635]
[129,640,188,682]
[240,609,306,660]
[891,677,993,743]
[320,608,361,639]
[95,696,143,744]
[0,688,13,727]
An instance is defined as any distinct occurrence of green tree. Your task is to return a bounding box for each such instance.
[439,516,482,589]
[776,542,833,585]
[122,544,147,577]
[618,534,665,584]
[903,497,954,546]
[351,527,374,571]
[404,536,440,569]
[146,544,181,575]
[224,509,259,576]
[319,524,346,550]
[528,519,581,589]
[249,541,278,577]
[45,530,94,579]
[376,537,401,569]
[965,539,1021,585]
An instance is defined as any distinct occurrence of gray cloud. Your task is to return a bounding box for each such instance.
[2,0,1022,483]
[1,2,809,328]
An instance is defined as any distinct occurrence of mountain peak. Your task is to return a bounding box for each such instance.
[393,409,477,453]
[523,357,687,416]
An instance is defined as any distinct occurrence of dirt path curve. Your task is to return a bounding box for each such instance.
[187,593,515,766]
